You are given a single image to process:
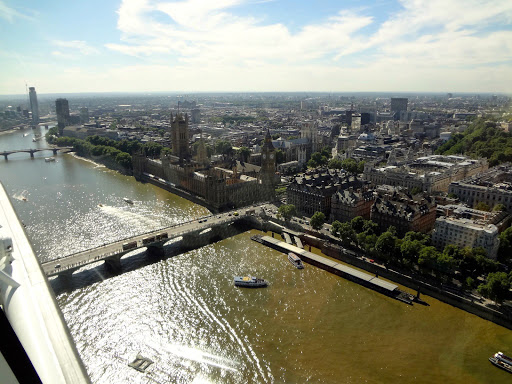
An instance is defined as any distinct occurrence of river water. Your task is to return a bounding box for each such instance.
[0,127,511,384]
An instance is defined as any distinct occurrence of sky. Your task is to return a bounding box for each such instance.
[1,0,511,95]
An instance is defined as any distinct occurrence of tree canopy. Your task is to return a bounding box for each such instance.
[435,117,512,166]
[310,212,326,230]
[477,272,511,303]
[278,204,296,221]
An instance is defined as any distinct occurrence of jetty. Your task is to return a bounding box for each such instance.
[252,234,415,304]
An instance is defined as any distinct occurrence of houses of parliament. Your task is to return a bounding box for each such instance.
[133,113,277,211]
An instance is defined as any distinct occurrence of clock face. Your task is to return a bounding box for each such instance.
[262,154,267,160]
[270,153,274,159]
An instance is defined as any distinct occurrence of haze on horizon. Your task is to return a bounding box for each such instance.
[1,0,511,95]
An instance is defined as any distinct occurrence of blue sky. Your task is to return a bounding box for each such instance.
[1,0,511,94]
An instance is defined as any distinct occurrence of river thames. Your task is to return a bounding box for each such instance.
[1,127,511,383]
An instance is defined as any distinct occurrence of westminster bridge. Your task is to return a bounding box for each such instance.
[41,206,263,278]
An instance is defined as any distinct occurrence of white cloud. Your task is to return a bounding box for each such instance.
[0,0,34,22]
[108,0,373,65]
[52,40,100,56]
[7,0,512,93]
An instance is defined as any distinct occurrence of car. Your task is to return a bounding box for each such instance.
[233,212,239,216]
[369,259,375,263]
[54,264,61,269]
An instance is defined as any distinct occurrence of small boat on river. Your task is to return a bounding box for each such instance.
[45,157,55,162]
[234,276,268,288]
[489,351,512,373]
[288,252,304,269]
[123,197,134,204]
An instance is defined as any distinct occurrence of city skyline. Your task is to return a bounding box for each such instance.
[1,0,512,95]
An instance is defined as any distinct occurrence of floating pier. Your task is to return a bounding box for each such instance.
[252,235,415,304]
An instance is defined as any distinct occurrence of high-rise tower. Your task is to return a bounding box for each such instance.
[55,98,70,135]
[259,129,276,199]
[170,113,190,161]
[390,98,408,121]
[28,87,39,124]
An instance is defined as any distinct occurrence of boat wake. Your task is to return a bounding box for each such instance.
[99,205,162,229]
[12,190,29,202]
[149,341,240,373]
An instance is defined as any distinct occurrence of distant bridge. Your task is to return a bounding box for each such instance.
[41,206,262,277]
[1,146,74,160]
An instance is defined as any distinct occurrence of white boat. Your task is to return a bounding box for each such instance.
[45,157,55,162]
[489,352,512,374]
[123,197,134,204]
[234,276,268,288]
[288,252,304,269]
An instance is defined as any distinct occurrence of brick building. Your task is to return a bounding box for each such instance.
[370,189,437,236]
[330,187,375,223]
[287,168,364,217]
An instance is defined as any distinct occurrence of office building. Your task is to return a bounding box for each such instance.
[364,155,488,193]
[449,164,512,211]
[80,107,90,123]
[56,98,70,135]
[390,98,408,120]
[29,87,39,124]
[432,206,504,259]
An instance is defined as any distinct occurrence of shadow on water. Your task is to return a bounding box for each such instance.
[50,224,249,295]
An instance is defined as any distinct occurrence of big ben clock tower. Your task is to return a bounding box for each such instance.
[260,128,276,199]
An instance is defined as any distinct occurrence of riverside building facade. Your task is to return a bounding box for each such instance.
[432,206,503,259]
[286,169,364,217]
[330,187,375,223]
[133,114,276,210]
[370,189,437,236]
[364,155,488,193]
[448,164,512,212]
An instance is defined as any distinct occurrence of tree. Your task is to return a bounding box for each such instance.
[215,140,232,155]
[275,149,286,164]
[312,152,328,166]
[417,246,440,273]
[474,202,490,211]
[493,203,506,212]
[357,160,366,174]
[362,220,379,236]
[400,239,424,267]
[332,221,356,246]
[350,216,365,233]
[328,158,342,169]
[320,146,332,159]
[410,187,422,195]
[375,231,398,263]
[331,220,343,237]
[115,152,132,169]
[477,272,511,303]
[278,204,296,221]
[498,226,512,264]
[239,146,251,162]
[341,158,358,174]
[310,212,326,230]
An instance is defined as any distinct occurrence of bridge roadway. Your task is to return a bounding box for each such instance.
[42,205,262,277]
[1,146,74,160]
